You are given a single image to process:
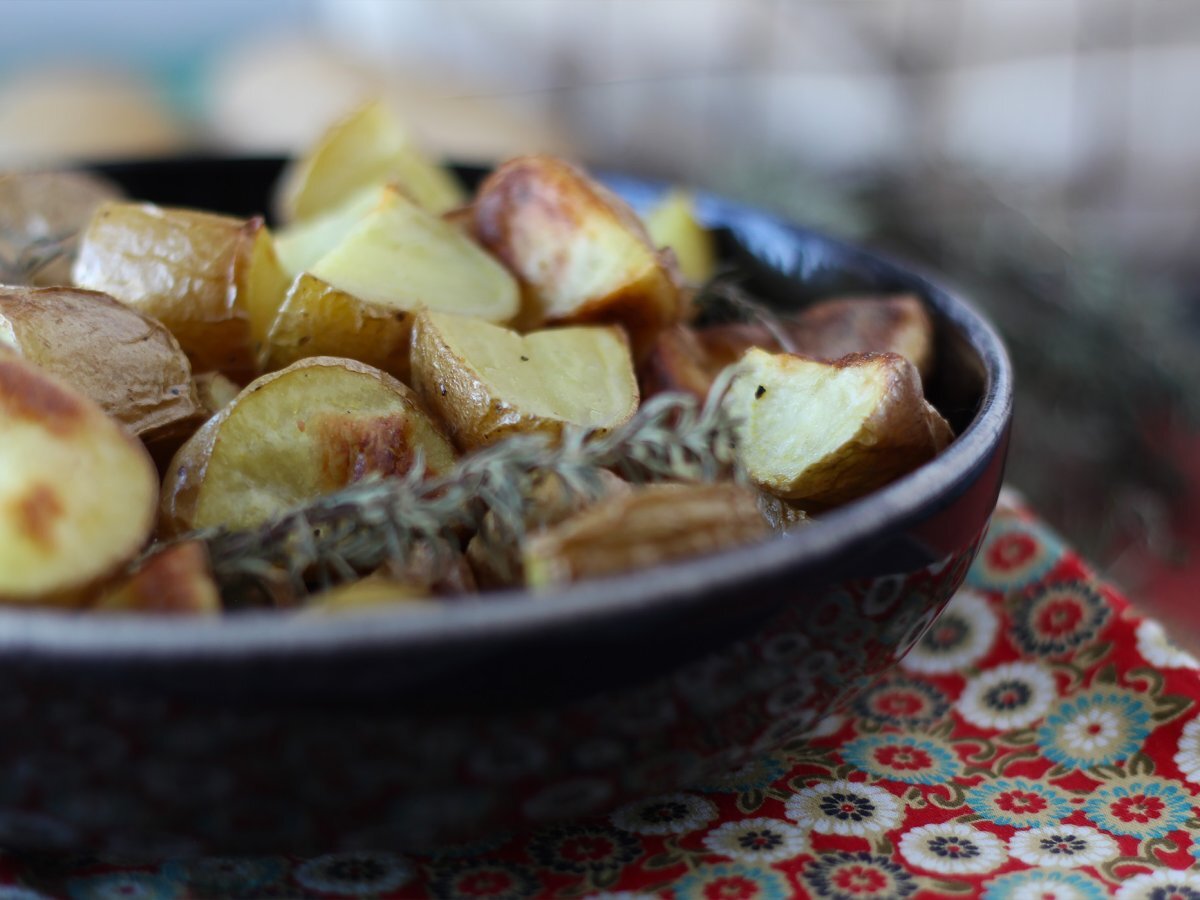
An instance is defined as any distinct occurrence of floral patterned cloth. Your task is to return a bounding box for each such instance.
[7,498,1200,899]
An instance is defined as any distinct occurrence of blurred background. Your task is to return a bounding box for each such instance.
[1,0,1198,609]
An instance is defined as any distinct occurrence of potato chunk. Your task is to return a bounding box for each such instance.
[275,99,465,222]
[0,285,200,440]
[725,349,953,507]
[93,541,220,615]
[161,357,457,534]
[72,202,289,380]
[473,155,683,356]
[410,310,639,450]
[0,355,157,604]
[642,190,716,286]
[273,186,379,277]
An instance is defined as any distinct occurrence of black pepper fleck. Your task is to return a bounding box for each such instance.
[755,385,766,399]
[520,355,529,362]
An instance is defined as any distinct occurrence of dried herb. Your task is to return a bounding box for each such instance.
[196,375,740,606]
[0,228,76,285]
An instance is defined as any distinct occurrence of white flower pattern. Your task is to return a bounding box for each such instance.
[1136,620,1200,670]
[785,779,902,836]
[1175,716,1200,785]
[898,822,1006,875]
[610,793,717,836]
[702,817,808,863]
[956,661,1057,730]
[1115,869,1200,900]
[902,589,998,674]
[1008,825,1117,868]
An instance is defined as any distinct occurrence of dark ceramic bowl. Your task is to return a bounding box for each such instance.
[0,159,1011,855]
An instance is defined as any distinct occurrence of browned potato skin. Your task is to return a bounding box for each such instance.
[0,286,200,440]
[0,355,158,605]
[92,541,220,614]
[265,274,414,382]
[72,202,288,381]
[0,170,122,286]
[160,357,457,536]
[473,155,683,357]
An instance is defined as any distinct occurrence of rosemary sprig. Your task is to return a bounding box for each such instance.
[0,228,76,285]
[693,269,798,353]
[197,374,740,606]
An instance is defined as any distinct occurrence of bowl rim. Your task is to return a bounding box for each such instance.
[0,165,1013,662]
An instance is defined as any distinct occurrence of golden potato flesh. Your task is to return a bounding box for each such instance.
[0,285,200,440]
[725,348,954,507]
[71,202,290,380]
[410,310,639,451]
[161,356,457,534]
[473,155,683,356]
[273,186,379,277]
[642,190,716,286]
[93,541,221,615]
[265,273,414,381]
[309,186,519,323]
[0,355,157,604]
[304,576,433,614]
[192,371,240,416]
[275,99,465,222]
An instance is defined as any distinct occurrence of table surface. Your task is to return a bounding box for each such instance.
[4,497,1200,899]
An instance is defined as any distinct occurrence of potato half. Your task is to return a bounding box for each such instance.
[273,186,379,278]
[410,310,639,450]
[93,541,221,615]
[0,355,158,604]
[161,356,457,534]
[725,348,954,507]
[275,99,465,222]
[72,202,290,380]
[642,190,716,286]
[473,155,683,356]
[0,285,200,440]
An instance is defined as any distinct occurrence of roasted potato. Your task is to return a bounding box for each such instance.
[0,285,200,440]
[0,355,158,605]
[192,371,241,416]
[72,202,290,380]
[0,169,122,286]
[161,356,457,534]
[275,99,465,222]
[410,309,639,451]
[304,576,435,614]
[93,541,221,614]
[642,190,716,286]
[725,348,954,507]
[273,186,379,277]
[473,155,683,356]
[524,482,769,588]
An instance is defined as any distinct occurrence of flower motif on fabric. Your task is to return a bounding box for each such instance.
[801,851,916,900]
[703,817,809,863]
[840,733,962,784]
[160,857,286,895]
[901,588,998,674]
[671,862,790,900]
[425,860,539,900]
[0,888,56,900]
[1136,619,1200,670]
[784,779,901,836]
[610,792,717,836]
[693,754,787,794]
[1010,580,1111,657]
[956,662,1057,730]
[898,822,1006,875]
[1082,778,1195,839]
[1113,869,1200,900]
[851,676,950,729]
[1008,825,1118,868]
[64,873,180,900]
[965,777,1074,828]
[968,518,1063,592]
[1175,715,1200,785]
[528,824,642,882]
[1037,690,1151,769]
[292,852,414,896]
[981,870,1109,900]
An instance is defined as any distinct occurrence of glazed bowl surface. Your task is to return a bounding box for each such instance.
[0,158,1011,854]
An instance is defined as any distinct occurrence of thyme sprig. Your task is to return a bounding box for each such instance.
[197,373,740,606]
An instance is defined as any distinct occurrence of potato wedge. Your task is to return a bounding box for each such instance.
[161,357,457,534]
[93,541,220,614]
[275,99,465,222]
[725,348,954,507]
[642,190,716,286]
[304,575,434,614]
[410,310,639,450]
[0,285,200,440]
[72,202,290,380]
[473,155,683,356]
[524,482,769,588]
[308,186,519,321]
[0,355,157,604]
[192,371,240,416]
[273,186,379,277]
[0,169,122,286]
